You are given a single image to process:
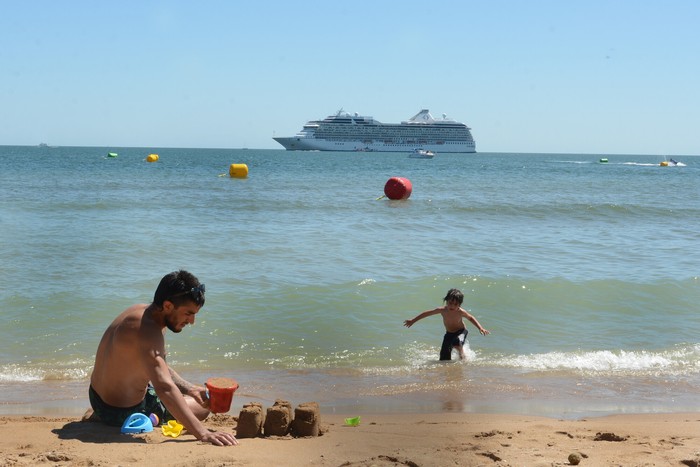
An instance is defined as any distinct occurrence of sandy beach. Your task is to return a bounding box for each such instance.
[1,410,698,466]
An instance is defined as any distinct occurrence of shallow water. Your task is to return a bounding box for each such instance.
[1,146,699,417]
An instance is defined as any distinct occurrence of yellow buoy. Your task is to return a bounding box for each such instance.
[229,163,248,178]
[146,154,159,163]
[660,161,668,167]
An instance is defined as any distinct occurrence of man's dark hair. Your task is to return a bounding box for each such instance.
[153,270,205,307]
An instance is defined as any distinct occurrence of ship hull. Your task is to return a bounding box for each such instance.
[273,137,475,153]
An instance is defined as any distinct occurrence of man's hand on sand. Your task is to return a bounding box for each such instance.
[202,431,238,446]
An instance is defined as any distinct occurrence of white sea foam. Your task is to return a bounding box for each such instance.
[0,362,90,382]
[490,344,700,375]
[0,364,45,382]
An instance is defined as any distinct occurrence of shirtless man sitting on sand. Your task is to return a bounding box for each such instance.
[88,270,237,446]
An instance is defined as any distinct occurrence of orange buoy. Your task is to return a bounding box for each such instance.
[384,177,412,200]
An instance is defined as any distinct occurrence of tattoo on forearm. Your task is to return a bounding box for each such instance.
[168,367,194,394]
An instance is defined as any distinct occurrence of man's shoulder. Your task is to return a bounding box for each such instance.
[124,303,149,313]
[114,304,157,333]
[114,304,146,323]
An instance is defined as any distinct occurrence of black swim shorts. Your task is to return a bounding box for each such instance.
[89,385,175,427]
[439,328,468,361]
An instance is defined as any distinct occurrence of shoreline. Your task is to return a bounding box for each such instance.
[1,411,698,466]
[3,370,700,421]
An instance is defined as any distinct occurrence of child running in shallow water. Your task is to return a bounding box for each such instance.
[403,288,490,361]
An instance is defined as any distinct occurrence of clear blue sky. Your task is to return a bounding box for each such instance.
[2,1,698,154]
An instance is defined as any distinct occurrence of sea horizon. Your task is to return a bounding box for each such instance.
[10,143,700,157]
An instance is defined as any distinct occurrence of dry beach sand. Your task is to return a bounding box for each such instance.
[1,410,698,466]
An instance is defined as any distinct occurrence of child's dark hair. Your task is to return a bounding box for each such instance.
[443,288,464,305]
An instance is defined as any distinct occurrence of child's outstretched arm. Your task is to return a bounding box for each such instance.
[403,308,441,328]
[462,309,490,335]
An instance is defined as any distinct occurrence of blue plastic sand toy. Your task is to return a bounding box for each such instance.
[121,413,154,434]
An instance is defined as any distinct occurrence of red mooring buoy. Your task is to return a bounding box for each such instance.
[383,177,413,200]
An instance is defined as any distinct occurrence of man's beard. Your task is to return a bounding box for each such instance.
[165,316,184,333]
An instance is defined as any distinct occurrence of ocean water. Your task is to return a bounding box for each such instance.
[1,145,699,418]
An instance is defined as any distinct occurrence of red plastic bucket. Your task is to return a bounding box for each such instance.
[205,377,239,413]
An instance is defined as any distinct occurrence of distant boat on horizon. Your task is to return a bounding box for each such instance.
[660,157,685,167]
[409,148,436,159]
[273,109,476,153]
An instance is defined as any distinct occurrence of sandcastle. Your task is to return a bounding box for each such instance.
[235,402,264,438]
[263,399,293,436]
[236,400,321,438]
[290,401,320,437]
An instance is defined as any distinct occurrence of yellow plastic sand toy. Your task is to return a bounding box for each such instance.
[161,419,184,438]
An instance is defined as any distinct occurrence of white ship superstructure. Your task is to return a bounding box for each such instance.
[273,109,476,153]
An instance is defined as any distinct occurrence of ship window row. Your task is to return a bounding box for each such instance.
[320,138,474,144]
[320,124,466,131]
[316,127,470,135]
[323,119,373,124]
[316,131,472,139]
[317,137,474,143]
[323,122,466,129]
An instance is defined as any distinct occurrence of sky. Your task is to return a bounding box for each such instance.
[1,1,698,155]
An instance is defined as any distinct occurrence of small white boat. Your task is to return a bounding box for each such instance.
[409,148,435,159]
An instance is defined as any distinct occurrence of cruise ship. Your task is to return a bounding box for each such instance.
[273,109,476,153]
